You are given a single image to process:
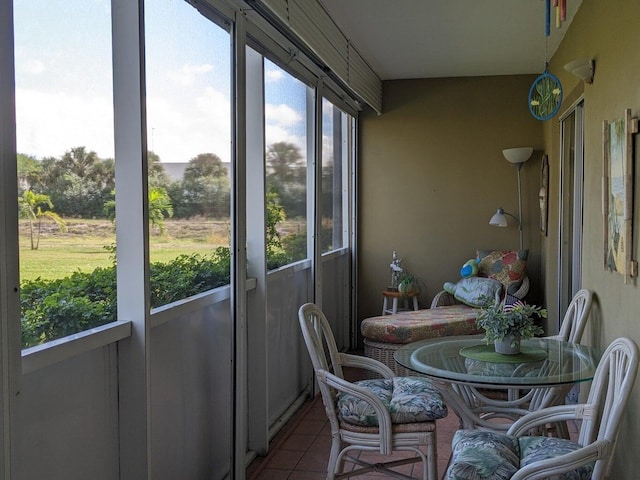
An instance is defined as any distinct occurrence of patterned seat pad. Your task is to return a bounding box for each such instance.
[337,376,448,427]
[445,429,594,480]
[361,305,481,344]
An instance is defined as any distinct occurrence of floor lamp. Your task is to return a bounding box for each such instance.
[489,147,533,251]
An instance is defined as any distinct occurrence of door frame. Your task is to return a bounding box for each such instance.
[557,97,585,329]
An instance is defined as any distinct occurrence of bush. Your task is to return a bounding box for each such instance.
[20,247,231,348]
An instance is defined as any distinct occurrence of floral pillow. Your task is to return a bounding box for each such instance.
[477,250,528,295]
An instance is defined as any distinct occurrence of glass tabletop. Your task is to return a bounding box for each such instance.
[394,335,602,388]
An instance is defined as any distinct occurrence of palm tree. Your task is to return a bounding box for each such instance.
[18,190,67,250]
[103,187,173,235]
[148,187,173,235]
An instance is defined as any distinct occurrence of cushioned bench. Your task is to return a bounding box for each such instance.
[361,305,483,376]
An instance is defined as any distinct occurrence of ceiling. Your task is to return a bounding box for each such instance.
[319,0,582,81]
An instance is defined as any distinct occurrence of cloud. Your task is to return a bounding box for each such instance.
[15,87,114,159]
[147,85,231,163]
[168,63,215,87]
[20,59,46,75]
[265,68,284,82]
[265,103,302,127]
[15,81,233,165]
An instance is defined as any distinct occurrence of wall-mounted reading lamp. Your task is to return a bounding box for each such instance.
[489,147,533,251]
[564,58,595,84]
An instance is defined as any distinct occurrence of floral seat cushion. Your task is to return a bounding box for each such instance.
[518,436,594,477]
[445,429,594,480]
[360,306,482,344]
[336,376,448,427]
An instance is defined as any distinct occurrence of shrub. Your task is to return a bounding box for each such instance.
[20,247,231,348]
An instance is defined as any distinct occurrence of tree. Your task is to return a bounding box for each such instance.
[17,153,42,193]
[148,187,174,235]
[34,147,115,218]
[265,142,306,217]
[183,153,227,180]
[266,142,304,183]
[59,146,99,179]
[18,190,67,250]
[177,153,230,218]
[148,150,171,189]
[103,187,174,235]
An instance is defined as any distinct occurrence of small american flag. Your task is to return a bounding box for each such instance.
[503,295,525,312]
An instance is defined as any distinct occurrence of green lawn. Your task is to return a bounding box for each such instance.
[19,219,230,281]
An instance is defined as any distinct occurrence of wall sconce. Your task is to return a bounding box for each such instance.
[490,208,523,248]
[489,147,533,251]
[564,58,594,84]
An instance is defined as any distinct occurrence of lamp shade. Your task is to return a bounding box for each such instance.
[564,58,594,84]
[502,147,533,164]
[489,208,507,227]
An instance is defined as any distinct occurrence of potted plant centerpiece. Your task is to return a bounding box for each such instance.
[476,298,547,354]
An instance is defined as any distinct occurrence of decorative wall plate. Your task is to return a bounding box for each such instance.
[528,71,563,121]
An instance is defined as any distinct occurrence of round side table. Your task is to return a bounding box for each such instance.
[381,290,419,315]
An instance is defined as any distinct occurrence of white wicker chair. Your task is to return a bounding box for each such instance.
[445,337,639,480]
[552,288,594,343]
[298,303,447,480]
[526,289,594,437]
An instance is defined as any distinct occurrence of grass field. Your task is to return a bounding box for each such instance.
[19,218,231,281]
[18,217,306,281]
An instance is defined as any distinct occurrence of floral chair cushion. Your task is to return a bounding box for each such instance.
[518,436,594,478]
[446,430,594,480]
[477,250,528,295]
[446,430,519,480]
[337,376,447,427]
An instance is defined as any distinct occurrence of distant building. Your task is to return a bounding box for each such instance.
[161,162,189,181]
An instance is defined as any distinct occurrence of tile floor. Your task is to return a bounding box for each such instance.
[246,383,578,480]
[247,387,461,480]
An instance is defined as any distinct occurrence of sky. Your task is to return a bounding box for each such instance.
[13,0,315,164]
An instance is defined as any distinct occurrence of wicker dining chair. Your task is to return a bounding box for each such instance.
[526,289,594,437]
[445,336,639,480]
[298,303,448,480]
[551,288,594,343]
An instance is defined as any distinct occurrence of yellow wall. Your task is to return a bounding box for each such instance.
[359,0,640,474]
[358,75,543,321]
[543,1,640,475]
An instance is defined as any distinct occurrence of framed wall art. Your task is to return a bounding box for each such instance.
[602,108,638,284]
[539,155,549,235]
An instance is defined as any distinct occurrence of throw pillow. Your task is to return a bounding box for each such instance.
[477,250,528,295]
[460,258,479,278]
[443,277,503,308]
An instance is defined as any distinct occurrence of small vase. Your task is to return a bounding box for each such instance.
[494,335,520,355]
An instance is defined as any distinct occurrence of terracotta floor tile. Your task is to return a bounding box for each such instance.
[287,470,328,480]
[250,468,290,479]
[279,433,316,452]
[264,449,305,470]
[292,418,326,436]
[295,443,332,472]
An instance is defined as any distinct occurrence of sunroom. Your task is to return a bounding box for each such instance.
[1,1,640,480]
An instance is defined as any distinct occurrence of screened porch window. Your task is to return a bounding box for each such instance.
[14,0,116,348]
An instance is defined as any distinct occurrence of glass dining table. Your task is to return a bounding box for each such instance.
[394,335,602,431]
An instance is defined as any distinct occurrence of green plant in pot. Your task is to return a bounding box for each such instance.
[475,298,547,354]
[397,272,423,296]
